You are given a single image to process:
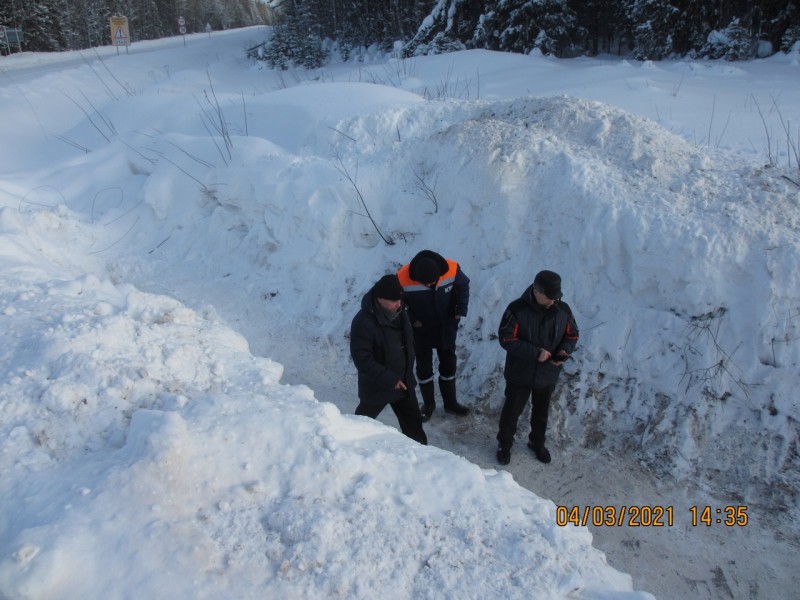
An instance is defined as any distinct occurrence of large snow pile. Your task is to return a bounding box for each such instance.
[127,86,799,511]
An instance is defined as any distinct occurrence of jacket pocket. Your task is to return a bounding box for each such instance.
[534,361,562,388]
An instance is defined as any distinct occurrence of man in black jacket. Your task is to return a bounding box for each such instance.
[495,270,579,465]
[350,274,427,445]
[397,250,470,421]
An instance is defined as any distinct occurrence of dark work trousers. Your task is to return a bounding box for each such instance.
[355,389,428,445]
[415,343,457,384]
[496,382,556,449]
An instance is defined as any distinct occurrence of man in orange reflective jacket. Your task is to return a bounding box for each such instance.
[397,250,470,421]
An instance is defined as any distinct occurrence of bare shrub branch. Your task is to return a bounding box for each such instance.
[193,67,233,164]
[412,164,439,213]
[679,307,753,399]
[331,149,394,245]
[751,95,777,167]
[770,95,800,169]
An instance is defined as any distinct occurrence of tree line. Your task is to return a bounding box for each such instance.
[0,0,271,52]
[2,0,799,63]
[263,0,799,68]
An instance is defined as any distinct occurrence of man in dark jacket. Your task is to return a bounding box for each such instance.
[496,270,579,465]
[397,250,470,421]
[350,274,427,445]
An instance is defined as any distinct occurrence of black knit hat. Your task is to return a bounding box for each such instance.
[415,257,440,284]
[533,270,562,300]
[373,274,404,300]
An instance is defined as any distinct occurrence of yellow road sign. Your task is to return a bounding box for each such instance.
[109,16,130,46]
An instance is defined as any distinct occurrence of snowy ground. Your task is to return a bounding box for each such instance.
[1,26,799,599]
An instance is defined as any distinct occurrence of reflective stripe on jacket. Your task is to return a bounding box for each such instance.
[498,285,579,388]
[397,254,469,348]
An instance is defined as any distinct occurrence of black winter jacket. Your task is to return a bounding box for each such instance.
[498,285,579,389]
[397,250,470,349]
[350,289,416,406]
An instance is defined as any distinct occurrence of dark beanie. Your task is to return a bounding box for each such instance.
[373,274,404,300]
[414,257,440,284]
[533,270,562,299]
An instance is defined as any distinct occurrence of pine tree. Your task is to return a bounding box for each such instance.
[20,0,67,51]
[666,0,713,56]
[701,17,752,60]
[64,0,111,48]
[630,0,681,60]
[0,0,26,28]
[781,24,800,52]
[571,0,631,55]
[770,1,799,53]
[403,0,481,56]
[136,0,166,39]
[478,0,580,55]
[264,0,325,68]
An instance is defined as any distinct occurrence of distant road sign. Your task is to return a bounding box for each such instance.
[1,25,25,52]
[109,16,130,47]
[179,26,186,35]
[178,17,186,26]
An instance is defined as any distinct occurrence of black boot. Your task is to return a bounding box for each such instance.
[439,378,469,416]
[527,440,551,463]
[419,381,435,422]
[496,445,511,465]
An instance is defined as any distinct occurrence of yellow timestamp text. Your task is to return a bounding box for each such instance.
[689,505,748,527]
[555,505,750,527]
[556,505,674,527]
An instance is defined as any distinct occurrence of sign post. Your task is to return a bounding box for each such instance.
[109,16,130,54]
[178,16,186,46]
[0,25,25,54]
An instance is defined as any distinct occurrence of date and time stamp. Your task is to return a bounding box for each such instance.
[556,504,749,528]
